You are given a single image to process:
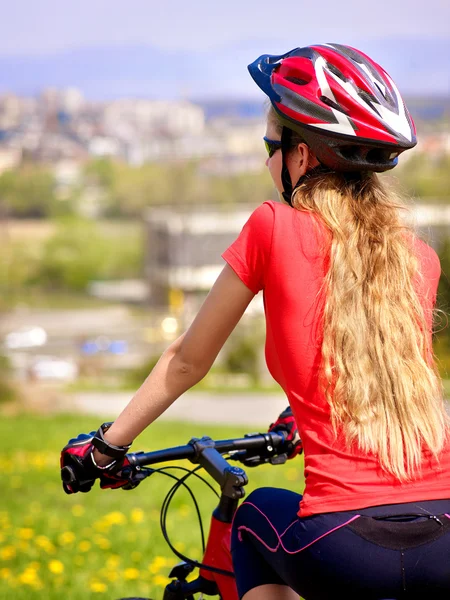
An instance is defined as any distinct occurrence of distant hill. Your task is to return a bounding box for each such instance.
[0,37,448,104]
[405,97,450,122]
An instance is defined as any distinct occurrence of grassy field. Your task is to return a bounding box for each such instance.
[0,414,304,599]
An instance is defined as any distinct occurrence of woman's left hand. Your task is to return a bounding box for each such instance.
[60,426,136,494]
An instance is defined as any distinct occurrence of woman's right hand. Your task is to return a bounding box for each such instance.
[269,406,303,459]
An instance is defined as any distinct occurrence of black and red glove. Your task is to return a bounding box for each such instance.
[269,406,303,459]
[60,423,136,494]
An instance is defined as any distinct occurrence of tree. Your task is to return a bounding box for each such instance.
[395,153,450,199]
[0,166,58,218]
[36,217,142,292]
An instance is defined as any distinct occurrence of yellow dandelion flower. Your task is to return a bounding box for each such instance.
[35,535,56,554]
[106,555,121,569]
[105,511,127,526]
[130,508,144,523]
[178,504,191,517]
[0,460,13,473]
[153,574,171,587]
[0,546,16,560]
[58,531,76,546]
[71,504,85,517]
[90,580,107,593]
[78,540,91,552]
[17,528,34,540]
[93,521,110,533]
[149,555,169,574]
[18,566,42,588]
[17,540,30,552]
[124,567,140,580]
[106,570,118,581]
[48,560,64,574]
[30,454,47,469]
[93,535,111,550]
[0,567,11,579]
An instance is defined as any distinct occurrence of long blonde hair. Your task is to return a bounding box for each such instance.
[268,109,448,480]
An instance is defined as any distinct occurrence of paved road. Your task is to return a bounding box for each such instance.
[64,391,288,427]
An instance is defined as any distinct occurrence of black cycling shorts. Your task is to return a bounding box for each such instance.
[230,487,450,600]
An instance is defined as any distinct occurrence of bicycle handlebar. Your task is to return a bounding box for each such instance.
[127,431,287,468]
[124,431,288,504]
[60,431,288,499]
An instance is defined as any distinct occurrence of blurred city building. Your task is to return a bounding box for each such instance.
[144,202,450,315]
[144,204,263,316]
[0,90,268,172]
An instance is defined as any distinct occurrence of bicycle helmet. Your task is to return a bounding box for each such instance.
[248,43,417,173]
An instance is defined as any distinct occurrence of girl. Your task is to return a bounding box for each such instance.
[62,44,450,599]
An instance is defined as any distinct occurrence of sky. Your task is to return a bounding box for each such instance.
[2,0,449,55]
[0,0,449,98]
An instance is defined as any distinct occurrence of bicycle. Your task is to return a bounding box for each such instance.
[62,430,289,600]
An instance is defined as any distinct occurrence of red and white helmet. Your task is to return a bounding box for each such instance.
[248,43,417,172]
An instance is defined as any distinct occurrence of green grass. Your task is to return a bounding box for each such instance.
[0,414,304,599]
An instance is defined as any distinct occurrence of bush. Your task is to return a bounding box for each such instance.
[36,217,142,292]
[0,355,17,404]
[224,337,260,384]
[126,355,161,387]
[0,165,59,218]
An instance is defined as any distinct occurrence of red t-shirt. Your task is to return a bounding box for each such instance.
[222,200,450,517]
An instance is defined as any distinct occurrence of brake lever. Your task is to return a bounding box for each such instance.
[270,453,288,465]
[228,449,288,467]
[121,466,155,490]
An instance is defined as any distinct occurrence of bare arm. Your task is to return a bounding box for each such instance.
[97,265,255,452]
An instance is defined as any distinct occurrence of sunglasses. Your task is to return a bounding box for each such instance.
[263,136,282,158]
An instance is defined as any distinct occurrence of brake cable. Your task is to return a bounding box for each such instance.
[149,465,234,577]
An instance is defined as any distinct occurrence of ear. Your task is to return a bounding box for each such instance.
[296,143,319,177]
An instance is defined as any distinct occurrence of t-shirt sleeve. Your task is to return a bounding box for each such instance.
[416,238,441,308]
[429,246,441,308]
[222,201,275,294]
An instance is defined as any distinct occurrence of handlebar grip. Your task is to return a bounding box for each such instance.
[60,464,96,490]
[61,465,77,483]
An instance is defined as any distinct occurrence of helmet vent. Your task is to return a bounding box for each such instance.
[339,146,360,160]
[320,95,346,114]
[365,148,393,164]
[327,63,348,82]
[358,90,378,107]
[285,76,309,86]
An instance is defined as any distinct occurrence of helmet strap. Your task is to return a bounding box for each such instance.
[281,127,294,205]
[280,126,331,206]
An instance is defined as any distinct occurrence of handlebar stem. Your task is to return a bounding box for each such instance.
[188,437,248,500]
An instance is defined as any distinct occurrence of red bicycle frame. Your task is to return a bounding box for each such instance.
[199,515,238,599]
